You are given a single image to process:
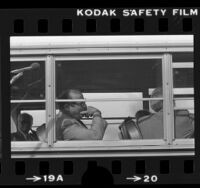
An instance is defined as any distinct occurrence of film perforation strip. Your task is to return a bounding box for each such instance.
[111,160,121,174]
[13,17,194,34]
[15,161,25,175]
[39,161,50,175]
[86,19,96,33]
[110,18,121,32]
[183,18,193,32]
[160,160,170,174]
[62,19,73,33]
[184,160,194,174]
[158,18,168,32]
[87,160,97,169]
[12,159,196,176]
[38,19,48,33]
[13,19,24,33]
[6,157,198,185]
[64,161,73,175]
[134,18,144,32]
[136,160,146,174]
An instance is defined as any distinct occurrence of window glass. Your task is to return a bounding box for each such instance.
[173,53,194,139]
[173,107,194,139]
[172,52,193,62]
[56,59,162,94]
[173,68,193,88]
[11,103,46,142]
[11,61,45,100]
[55,59,164,141]
[11,61,45,142]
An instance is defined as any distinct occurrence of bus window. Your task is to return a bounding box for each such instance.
[172,52,193,62]
[11,61,45,100]
[10,61,45,142]
[55,59,164,141]
[172,52,194,139]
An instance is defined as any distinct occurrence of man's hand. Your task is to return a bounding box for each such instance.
[80,106,101,118]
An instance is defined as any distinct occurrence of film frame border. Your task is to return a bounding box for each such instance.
[0,7,200,185]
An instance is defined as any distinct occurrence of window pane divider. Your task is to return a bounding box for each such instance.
[11,100,45,103]
[174,98,194,100]
[46,56,55,147]
[162,54,175,145]
[173,62,193,68]
[55,98,164,102]
[55,54,163,61]
[10,57,46,62]
[173,139,194,145]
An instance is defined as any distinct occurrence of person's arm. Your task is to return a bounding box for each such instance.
[62,114,107,140]
[90,112,107,139]
[81,106,107,138]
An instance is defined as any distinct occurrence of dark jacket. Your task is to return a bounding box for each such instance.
[11,130,39,141]
[138,110,194,139]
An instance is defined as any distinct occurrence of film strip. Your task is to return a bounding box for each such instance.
[0,6,200,186]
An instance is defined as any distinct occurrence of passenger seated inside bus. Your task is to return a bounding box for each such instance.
[136,87,194,139]
[118,110,153,140]
[11,113,39,141]
[36,89,107,141]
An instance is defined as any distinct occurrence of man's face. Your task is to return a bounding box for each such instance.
[18,118,32,133]
[64,91,87,120]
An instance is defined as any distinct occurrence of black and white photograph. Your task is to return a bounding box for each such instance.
[10,35,194,158]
